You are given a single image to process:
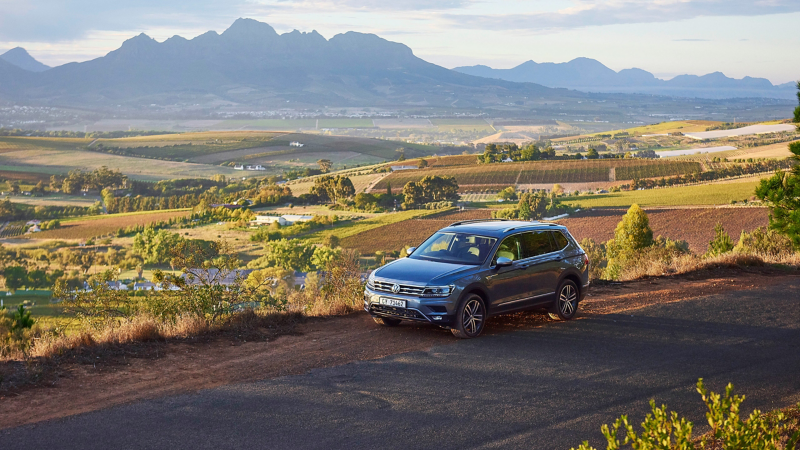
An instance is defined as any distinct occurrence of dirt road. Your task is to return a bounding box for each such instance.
[0,269,798,444]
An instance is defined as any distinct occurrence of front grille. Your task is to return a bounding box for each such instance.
[371,304,428,321]
[371,280,425,296]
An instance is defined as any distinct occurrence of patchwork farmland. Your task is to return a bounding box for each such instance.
[372,159,702,192]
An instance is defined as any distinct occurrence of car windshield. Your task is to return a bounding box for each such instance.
[411,232,497,265]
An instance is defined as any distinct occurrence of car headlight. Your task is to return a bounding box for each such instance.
[421,285,454,298]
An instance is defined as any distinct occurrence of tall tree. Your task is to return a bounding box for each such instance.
[755,81,800,248]
[317,159,333,173]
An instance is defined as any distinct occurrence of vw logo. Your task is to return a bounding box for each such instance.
[391,284,401,293]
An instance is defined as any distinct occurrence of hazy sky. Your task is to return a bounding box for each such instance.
[1,0,798,84]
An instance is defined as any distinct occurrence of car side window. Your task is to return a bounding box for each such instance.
[492,235,521,264]
[550,231,570,251]
[520,231,553,259]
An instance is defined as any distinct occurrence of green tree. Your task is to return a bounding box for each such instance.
[11,304,34,331]
[706,222,734,257]
[402,181,425,207]
[755,81,800,248]
[497,186,517,201]
[255,239,316,271]
[311,246,343,270]
[3,266,28,292]
[417,158,428,169]
[586,148,600,159]
[133,228,185,265]
[605,204,653,277]
[317,159,333,173]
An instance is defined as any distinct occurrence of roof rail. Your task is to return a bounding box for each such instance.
[503,221,560,233]
[448,218,512,227]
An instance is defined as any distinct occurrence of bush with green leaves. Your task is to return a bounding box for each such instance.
[733,227,795,258]
[707,223,735,257]
[605,204,654,278]
[572,379,800,450]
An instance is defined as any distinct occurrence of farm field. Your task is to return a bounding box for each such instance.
[0,169,54,184]
[430,119,494,132]
[562,178,763,208]
[684,124,796,140]
[96,131,284,159]
[372,160,702,192]
[725,142,794,160]
[558,207,768,253]
[5,194,100,207]
[27,210,192,240]
[303,209,447,244]
[286,172,386,196]
[551,120,715,142]
[340,209,493,254]
[0,146,245,181]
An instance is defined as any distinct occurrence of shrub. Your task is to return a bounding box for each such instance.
[571,379,800,450]
[706,222,734,257]
[734,227,795,258]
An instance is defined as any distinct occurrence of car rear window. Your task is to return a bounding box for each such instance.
[520,231,553,258]
[550,231,570,251]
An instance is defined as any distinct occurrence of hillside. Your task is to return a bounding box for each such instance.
[454,58,795,100]
[0,19,562,108]
[0,47,51,72]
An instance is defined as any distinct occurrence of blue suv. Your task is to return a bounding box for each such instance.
[364,219,590,338]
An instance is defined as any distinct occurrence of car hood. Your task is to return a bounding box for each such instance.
[374,257,477,285]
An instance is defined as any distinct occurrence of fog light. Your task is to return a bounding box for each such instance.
[432,316,442,321]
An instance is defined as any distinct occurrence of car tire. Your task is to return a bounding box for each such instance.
[373,316,402,327]
[548,279,579,321]
[451,294,487,339]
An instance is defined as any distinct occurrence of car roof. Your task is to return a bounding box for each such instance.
[439,219,566,237]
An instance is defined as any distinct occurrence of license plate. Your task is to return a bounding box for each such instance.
[379,297,406,308]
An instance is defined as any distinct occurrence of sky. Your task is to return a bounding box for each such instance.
[0,0,798,84]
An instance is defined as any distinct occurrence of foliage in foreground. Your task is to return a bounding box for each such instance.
[573,379,800,450]
[581,204,798,282]
[755,82,800,249]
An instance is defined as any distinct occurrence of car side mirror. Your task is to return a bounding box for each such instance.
[495,257,512,268]
[406,247,416,256]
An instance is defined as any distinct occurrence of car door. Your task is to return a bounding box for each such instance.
[518,230,561,303]
[485,234,530,311]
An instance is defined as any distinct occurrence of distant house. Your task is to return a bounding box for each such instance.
[27,224,41,233]
[133,281,157,291]
[82,281,128,291]
[501,157,514,163]
[245,165,266,171]
[390,165,418,171]
[234,164,244,170]
[251,214,314,227]
[290,142,304,147]
[25,220,41,226]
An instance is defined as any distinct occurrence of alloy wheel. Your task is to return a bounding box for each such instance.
[559,284,578,317]
[462,298,484,335]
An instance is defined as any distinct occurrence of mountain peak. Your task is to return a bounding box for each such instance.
[0,47,50,72]
[223,18,278,40]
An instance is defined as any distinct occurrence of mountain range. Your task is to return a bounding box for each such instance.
[0,18,555,108]
[0,18,794,110]
[454,58,795,100]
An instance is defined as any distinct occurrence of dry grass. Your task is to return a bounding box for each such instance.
[617,251,800,281]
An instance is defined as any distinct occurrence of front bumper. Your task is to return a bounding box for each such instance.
[364,287,455,325]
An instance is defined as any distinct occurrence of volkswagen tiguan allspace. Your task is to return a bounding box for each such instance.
[364,219,590,338]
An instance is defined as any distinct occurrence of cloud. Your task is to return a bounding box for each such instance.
[439,0,800,31]
[270,0,475,11]
[0,0,244,41]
